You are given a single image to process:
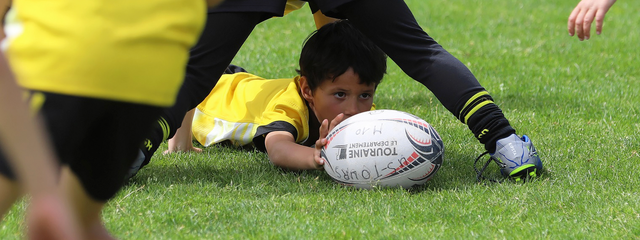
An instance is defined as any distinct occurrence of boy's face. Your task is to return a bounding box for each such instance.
[301,67,376,123]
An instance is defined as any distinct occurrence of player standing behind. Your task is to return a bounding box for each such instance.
[129,20,386,175]
[568,0,618,41]
[1,2,79,238]
[0,0,222,239]
[1,51,80,240]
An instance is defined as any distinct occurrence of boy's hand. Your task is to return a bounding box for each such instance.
[314,113,346,168]
[163,146,202,155]
[568,0,617,40]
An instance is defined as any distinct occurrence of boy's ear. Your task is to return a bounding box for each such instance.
[299,76,313,101]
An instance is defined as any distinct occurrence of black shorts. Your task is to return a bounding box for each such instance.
[0,91,162,201]
[209,0,355,18]
[210,0,288,19]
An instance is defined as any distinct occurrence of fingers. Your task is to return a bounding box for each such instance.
[595,10,607,35]
[316,119,329,150]
[315,137,327,151]
[314,119,329,169]
[314,138,327,168]
[582,8,597,40]
[574,8,587,40]
[319,118,329,139]
[314,157,324,168]
[329,113,345,132]
[314,114,346,170]
[568,7,580,36]
[569,0,616,40]
[163,146,202,154]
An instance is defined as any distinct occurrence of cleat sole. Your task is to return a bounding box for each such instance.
[509,164,537,179]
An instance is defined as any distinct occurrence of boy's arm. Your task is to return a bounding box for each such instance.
[165,108,202,154]
[264,113,345,171]
[264,131,323,170]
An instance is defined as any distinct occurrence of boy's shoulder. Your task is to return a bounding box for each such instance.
[204,73,308,117]
[221,72,304,100]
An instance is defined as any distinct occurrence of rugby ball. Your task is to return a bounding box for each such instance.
[321,110,443,189]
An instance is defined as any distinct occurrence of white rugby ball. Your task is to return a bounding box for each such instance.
[321,110,444,189]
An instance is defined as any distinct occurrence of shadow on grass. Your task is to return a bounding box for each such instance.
[125,145,329,191]
[125,143,551,196]
[410,148,552,195]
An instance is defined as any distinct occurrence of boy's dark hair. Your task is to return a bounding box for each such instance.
[297,20,387,90]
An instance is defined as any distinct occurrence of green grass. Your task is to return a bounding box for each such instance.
[3,0,640,239]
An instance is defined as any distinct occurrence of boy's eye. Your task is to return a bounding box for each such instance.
[334,92,346,98]
[360,93,372,99]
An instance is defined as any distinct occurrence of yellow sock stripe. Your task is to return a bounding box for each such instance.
[464,100,493,124]
[158,117,170,141]
[462,91,489,111]
[29,92,46,116]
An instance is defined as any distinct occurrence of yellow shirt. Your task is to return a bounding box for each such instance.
[6,0,206,106]
[192,72,377,150]
[192,72,310,148]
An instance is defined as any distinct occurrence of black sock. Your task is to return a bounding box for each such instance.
[139,117,171,168]
[458,91,515,153]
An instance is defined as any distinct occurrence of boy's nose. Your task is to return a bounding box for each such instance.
[343,99,359,118]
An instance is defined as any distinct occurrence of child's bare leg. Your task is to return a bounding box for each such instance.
[60,167,115,240]
[0,175,20,220]
[165,109,202,154]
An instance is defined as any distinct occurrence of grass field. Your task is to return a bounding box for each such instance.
[2,0,640,239]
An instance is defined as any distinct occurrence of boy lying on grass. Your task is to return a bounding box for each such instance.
[128,20,387,176]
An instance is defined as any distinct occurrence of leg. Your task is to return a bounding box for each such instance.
[40,92,163,237]
[331,0,514,151]
[322,0,542,179]
[0,175,20,220]
[1,155,80,240]
[0,153,81,240]
[163,65,248,154]
[138,12,265,172]
[0,150,20,220]
[26,182,82,240]
[59,167,114,240]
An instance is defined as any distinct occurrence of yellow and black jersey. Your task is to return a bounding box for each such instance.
[5,0,206,107]
[192,72,311,149]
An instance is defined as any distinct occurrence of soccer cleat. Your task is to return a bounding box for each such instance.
[474,134,543,182]
[491,134,543,181]
[127,149,148,180]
